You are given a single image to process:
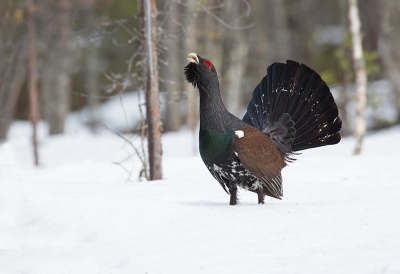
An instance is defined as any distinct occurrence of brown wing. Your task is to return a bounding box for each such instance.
[233,126,286,199]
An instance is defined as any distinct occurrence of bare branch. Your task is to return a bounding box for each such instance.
[199,2,255,30]
[105,125,148,181]
[99,16,139,27]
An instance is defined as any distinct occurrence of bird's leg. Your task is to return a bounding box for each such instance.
[257,190,265,204]
[229,186,238,205]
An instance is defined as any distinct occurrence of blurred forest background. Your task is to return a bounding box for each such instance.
[1,0,400,163]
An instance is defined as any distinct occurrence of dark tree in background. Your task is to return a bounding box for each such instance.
[223,2,250,117]
[84,4,101,134]
[381,0,400,122]
[267,0,290,62]
[27,0,40,165]
[40,0,73,135]
[0,4,27,140]
[163,2,183,132]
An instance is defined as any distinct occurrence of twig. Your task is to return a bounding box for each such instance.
[138,90,149,180]
[105,125,148,181]
[100,16,138,27]
[199,2,255,30]
[112,161,133,182]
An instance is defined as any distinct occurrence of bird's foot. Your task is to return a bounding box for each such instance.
[257,191,265,204]
[229,187,238,205]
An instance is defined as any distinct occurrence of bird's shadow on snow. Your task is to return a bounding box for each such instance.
[177,200,274,207]
[178,200,228,206]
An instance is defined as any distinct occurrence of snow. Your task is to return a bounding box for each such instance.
[1,121,400,274]
[67,91,166,133]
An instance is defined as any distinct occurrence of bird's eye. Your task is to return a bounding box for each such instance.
[203,60,213,70]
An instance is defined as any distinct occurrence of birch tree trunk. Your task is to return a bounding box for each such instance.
[142,0,163,180]
[27,0,40,166]
[348,0,367,155]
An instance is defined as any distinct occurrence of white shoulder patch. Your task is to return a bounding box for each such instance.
[235,130,244,139]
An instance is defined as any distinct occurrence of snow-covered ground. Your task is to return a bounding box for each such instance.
[1,120,400,274]
[67,91,169,133]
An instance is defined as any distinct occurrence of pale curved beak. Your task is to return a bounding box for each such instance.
[187,53,199,65]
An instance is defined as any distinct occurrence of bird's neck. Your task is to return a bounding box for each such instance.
[198,85,232,133]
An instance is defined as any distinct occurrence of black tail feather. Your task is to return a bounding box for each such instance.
[242,60,342,154]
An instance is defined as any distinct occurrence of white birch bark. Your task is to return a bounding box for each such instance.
[348,0,367,155]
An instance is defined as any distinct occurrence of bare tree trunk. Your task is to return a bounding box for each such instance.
[348,0,367,155]
[268,0,290,61]
[225,40,248,116]
[27,0,40,166]
[142,0,163,180]
[381,0,400,122]
[164,4,181,132]
[253,0,272,70]
[86,42,100,133]
[0,37,27,141]
[41,0,72,135]
[224,3,249,117]
[85,3,100,134]
[337,0,351,136]
[0,4,28,140]
[184,4,200,155]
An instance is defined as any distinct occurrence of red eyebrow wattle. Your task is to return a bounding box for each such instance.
[203,60,212,70]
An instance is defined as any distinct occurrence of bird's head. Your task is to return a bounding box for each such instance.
[184,53,218,90]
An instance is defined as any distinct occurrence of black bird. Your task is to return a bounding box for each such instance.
[184,53,342,205]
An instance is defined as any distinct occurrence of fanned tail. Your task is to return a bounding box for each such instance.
[243,60,342,154]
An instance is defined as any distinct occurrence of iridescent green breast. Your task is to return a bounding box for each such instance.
[199,129,235,163]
